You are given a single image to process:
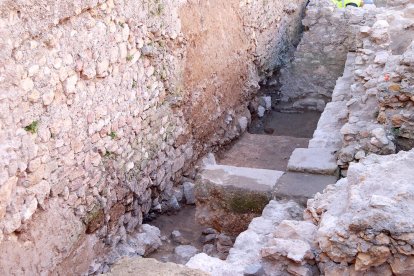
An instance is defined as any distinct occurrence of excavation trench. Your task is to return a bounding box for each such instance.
[100,1,414,274]
[97,0,356,270]
[5,0,408,275]
[138,98,323,265]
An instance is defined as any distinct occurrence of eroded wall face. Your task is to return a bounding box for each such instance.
[279,0,377,111]
[0,0,306,273]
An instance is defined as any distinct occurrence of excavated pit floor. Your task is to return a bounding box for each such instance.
[146,206,205,263]
[217,133,309,171]
[249,111,321,138]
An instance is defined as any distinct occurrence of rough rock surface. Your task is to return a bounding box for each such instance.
[306,150,414,274]
[104,257,208,276]
[186,200,304,275]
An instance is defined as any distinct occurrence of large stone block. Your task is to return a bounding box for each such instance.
[195,164,284,235]
[273,172,338,206]
[287,148,339,175]
[105,257,208,276]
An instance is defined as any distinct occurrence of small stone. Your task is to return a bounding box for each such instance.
[217,233,233,246]
[96,59,110,77]
[374,51,389,64]
[146,66,155,77]
[388,84,401,92]
[202,228,218,235]
[260,96,272,110]
[172,230,182,240]
[257,106,266,117]
[174,245,199,264]
[202,244,216,256]
[28,180,51,206]
[391,114,403,127]
[53,58,62,69]
[28,64,40,76]
[0,176,17,219]
[261,238,313,263]
[167,196,181,211]
[64,74,78,94]
[119,43,128,59]
[360,26,371,35]
[82,63,96,79]
[173,186,184,202]
[28,89,40,102]
[200,233,216,244]
[354,151,366,160]
[244,263,264,276]
[126,162,134,172]
[42,90,55,105]
[171,230,189,245]
[22,197,38,222]
[3,213,22,234]
[216,242,231,255]
[183,182,196,205]
[21,78,34,91]
[142,45,156,57]
[371,128,389,146]
[238,116,248,132]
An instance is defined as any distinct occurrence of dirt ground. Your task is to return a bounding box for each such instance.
[147,205,205,263]
[249,111,321,138]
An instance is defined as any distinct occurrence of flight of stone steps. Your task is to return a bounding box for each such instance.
[196,53,356,208]
[187,53,356,275]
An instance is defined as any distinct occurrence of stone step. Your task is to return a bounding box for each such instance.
[217,133,309,171]
[194,164,284,235]
[308,101,347,150]
[287,148,339,176]
[273,172,338,206]
[198,164,284,193]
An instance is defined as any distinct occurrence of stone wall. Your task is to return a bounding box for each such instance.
[278,0,377,111]
[338,3,414,166]
[307,149,414,275]
[0,0,306,274]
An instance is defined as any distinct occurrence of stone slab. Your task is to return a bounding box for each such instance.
[218,133,309,171]
[287,148,338,175]
[273,172,338,206]
[195,165,284,235]
[200,164,284,192]
[104,257,208,276]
